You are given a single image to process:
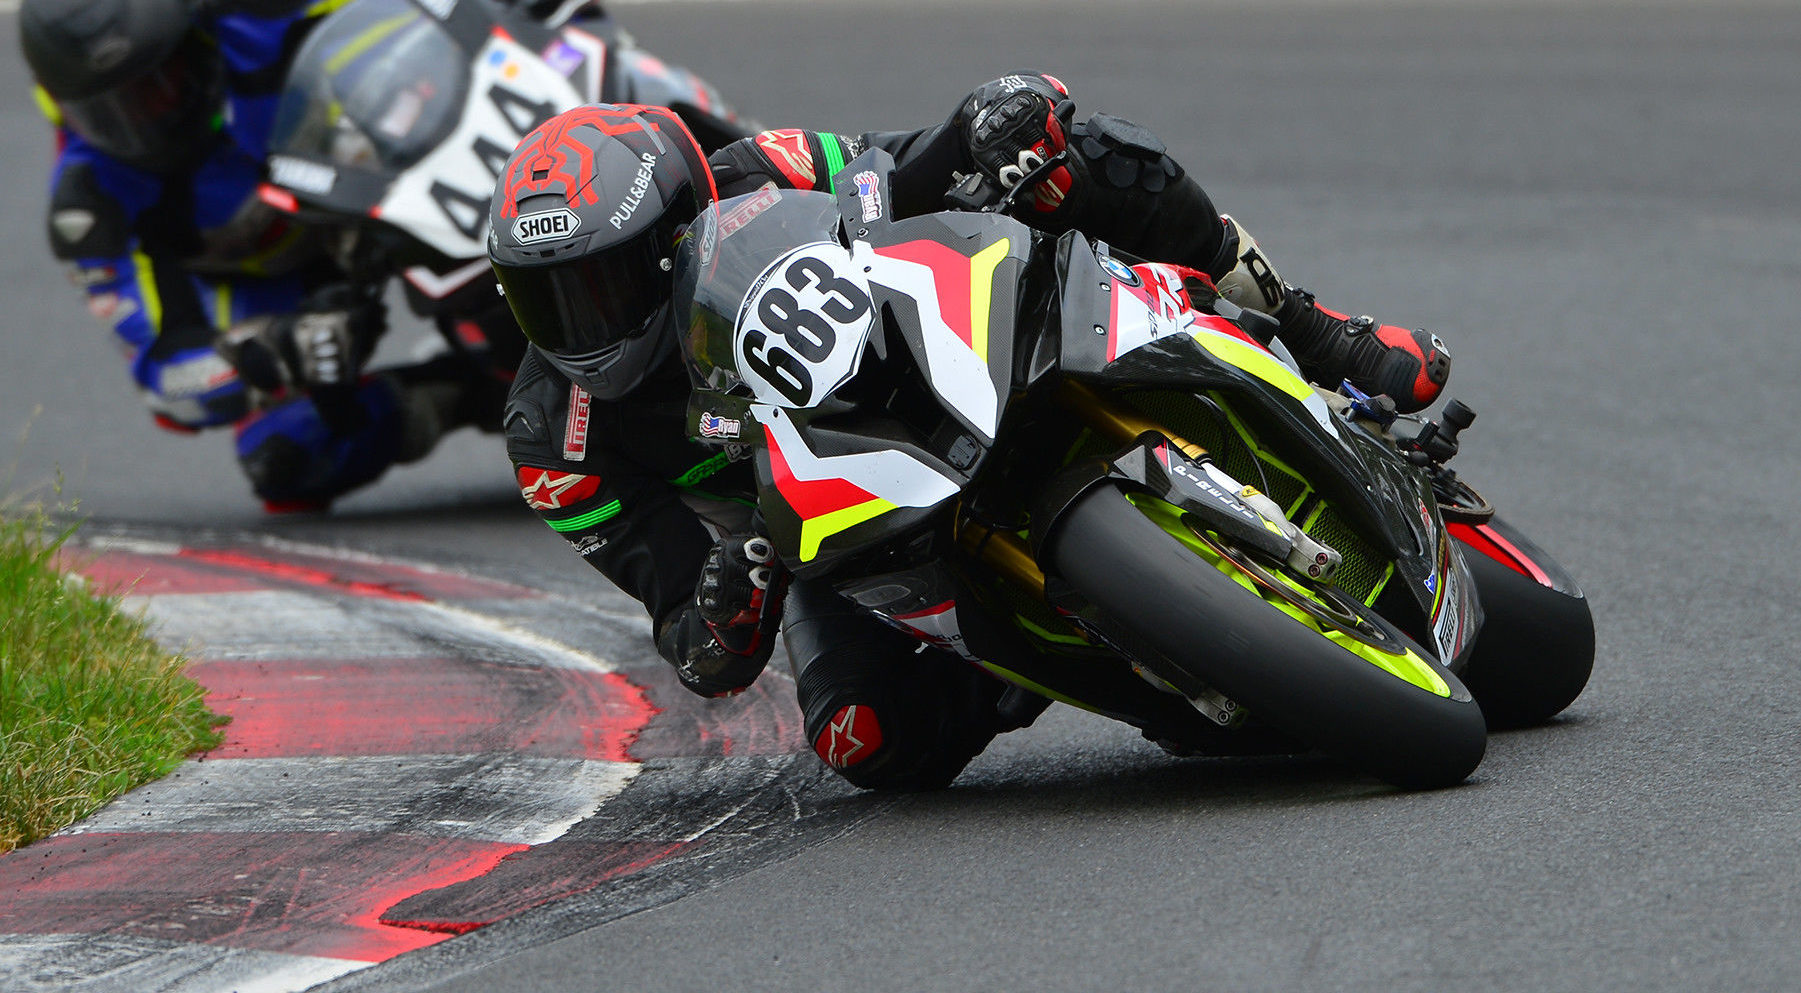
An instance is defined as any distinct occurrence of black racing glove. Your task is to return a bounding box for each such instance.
[950,72,1077,213]
[657,534,790,698]
[220,283,385,395]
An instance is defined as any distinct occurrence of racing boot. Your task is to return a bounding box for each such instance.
[1271,290,1451,414]
[1214,216,1450,413]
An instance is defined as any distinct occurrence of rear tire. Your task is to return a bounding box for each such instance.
[1044,483,1487,789]
[1452,518,1595,729]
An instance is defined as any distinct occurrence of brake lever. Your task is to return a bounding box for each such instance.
[943,150,1073,214]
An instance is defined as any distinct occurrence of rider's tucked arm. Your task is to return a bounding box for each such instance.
[944,73,1452,412]
[48,153,248,431]
[502,352,782,697]
[707,125,966,219]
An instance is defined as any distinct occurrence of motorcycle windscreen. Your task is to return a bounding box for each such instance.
[677,189,856,398]
[269,0,467,178]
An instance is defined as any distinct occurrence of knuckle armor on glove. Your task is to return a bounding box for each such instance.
[660,533,790,698]
[954,72,1076,212]
[218,288,383,394]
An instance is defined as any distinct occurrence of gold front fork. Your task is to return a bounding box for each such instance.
[954,381,1209,597]
[1054,380,1209,462]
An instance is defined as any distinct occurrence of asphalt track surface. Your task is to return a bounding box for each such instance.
[2,1,1799,990]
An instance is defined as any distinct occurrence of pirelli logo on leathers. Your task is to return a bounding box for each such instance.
[564,384,591,461]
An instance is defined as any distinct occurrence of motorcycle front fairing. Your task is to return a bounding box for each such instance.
[1033,229,1482,665]
[268,0,593,263]
[269,0,738,287]
[678,167,1037,579]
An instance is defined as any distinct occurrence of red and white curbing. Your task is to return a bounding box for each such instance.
[0,533,804,993]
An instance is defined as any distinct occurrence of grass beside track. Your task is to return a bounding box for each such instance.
[0,511,224,853]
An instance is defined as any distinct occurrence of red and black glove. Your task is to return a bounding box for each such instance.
[951,72,1076,213]
[658,533,790,698]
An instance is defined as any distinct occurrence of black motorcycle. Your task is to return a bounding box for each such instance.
[659,147,1593,788]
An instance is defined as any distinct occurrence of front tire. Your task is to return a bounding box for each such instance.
[1043,483,1487,789]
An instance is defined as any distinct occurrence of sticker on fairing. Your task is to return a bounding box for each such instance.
[733,241,876,408]
[886,600,980,660]
[1096,250,1140,287]
[1429,535,1468,661]
[377,34,583,259]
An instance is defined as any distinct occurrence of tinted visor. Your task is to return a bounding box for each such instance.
[60,38,220,170]
[496,204,691,357]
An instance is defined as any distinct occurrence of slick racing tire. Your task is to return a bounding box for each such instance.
[1450,517,1596,729]
[1043,483,1487,790]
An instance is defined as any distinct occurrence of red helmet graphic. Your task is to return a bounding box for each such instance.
[489,103,717,399]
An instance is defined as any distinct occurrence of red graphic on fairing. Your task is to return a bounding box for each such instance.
[873,240,987,355]
[757,407,960,561]
[517,467,601,511]
[814,704,882,768]
[1107,262,1267,362]
[1449,522,1554,586]
[765,425,887,523]
[753,129,817,188]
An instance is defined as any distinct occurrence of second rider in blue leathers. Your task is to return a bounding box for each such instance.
[20,0,475,510]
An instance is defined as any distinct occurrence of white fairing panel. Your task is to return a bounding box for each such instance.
[860,242,1002,441]
[755,405,961,510]
[379,34,585,259]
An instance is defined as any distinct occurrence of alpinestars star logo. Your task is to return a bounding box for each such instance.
[754,129,816,188]
[517,467,601,510]
[815,704,883,768]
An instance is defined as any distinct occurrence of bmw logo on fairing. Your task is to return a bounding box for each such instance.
[1097,252,1140,287]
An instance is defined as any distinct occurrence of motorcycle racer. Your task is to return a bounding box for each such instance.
[490,77,1452,789]
[21,0,740,512]
[20,0,498,510]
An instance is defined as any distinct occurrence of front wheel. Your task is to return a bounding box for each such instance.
[1043,483,1487,789]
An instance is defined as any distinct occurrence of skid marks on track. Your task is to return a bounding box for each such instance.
[0,529,827,993]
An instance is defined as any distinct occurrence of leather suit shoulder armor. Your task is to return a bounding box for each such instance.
[504,348,566,464]
[48,161,133,260]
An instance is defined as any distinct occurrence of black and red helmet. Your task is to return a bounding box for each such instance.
[489,104,717,400]
[20,0,224,174]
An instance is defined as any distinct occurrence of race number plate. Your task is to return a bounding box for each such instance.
[733,241,876,408]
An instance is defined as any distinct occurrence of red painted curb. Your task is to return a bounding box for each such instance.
[190,657,654,762]
[2,537,808,990]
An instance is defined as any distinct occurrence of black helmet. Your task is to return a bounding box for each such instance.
[20,0,223,174]
[489,104,715,400]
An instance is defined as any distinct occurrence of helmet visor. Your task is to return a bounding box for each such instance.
[496,204,690,358]
[59,39,219,169]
